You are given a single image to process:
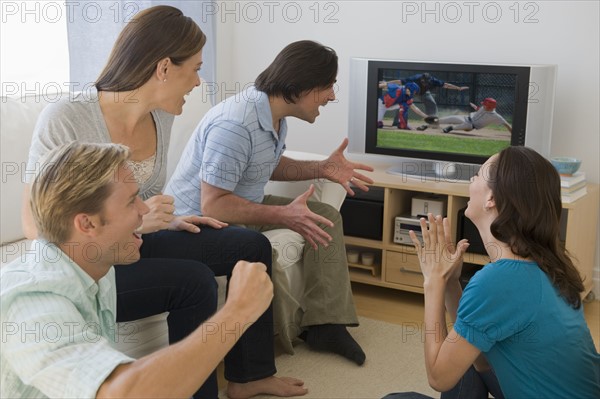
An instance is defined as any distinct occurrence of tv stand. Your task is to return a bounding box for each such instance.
[386,159,479,182]
[344,155,599,299]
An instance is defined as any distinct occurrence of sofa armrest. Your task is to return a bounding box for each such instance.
[316,181,347,211]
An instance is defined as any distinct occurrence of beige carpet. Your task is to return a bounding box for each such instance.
[228,317,439,398]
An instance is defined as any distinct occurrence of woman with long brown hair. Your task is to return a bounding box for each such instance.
[409,146,599,398]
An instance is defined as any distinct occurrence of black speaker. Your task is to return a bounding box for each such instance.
[340,187,384,240]
[457,207,486,255]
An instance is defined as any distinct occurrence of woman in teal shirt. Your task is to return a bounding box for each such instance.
[410,146,599,398]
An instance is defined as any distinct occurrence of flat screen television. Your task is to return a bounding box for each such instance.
[347,58,557,181]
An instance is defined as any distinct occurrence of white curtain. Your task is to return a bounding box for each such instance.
[67,0,216,102]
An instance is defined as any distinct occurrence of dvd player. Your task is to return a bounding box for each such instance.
[394,215,428,244]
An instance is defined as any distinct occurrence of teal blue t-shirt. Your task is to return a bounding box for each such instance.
[454,259,600,398]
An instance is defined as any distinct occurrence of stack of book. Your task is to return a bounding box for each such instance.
[560,171,587,203]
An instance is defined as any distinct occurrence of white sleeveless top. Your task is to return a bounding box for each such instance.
[127,154,157,186]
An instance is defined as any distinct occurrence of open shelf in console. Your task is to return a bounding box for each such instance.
[346,245,381,278]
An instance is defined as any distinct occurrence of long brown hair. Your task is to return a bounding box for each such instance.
[255,40,338,103]
[487,146,584,308]
[96,5,206,92]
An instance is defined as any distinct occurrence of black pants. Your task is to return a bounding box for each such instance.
[382,366,504,399]
[115,226,276,399]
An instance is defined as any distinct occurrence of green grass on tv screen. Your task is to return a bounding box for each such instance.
[376,130,509,156]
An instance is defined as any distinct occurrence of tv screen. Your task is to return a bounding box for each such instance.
[348,59,557,180]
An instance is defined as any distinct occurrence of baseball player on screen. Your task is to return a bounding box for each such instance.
[435,98,512,134]
[377,81,428,130]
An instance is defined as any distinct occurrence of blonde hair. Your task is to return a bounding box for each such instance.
[96,5,206,91]
[30,142,130,244]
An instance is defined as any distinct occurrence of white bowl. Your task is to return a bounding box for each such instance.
[347,250,359,264]
[361,252,375,266]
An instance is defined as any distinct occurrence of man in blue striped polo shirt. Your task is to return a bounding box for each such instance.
[166,40,375,366]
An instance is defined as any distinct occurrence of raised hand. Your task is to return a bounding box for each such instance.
[225,261,273,324]
[409,213,469,284]
[282,184,335,249]
[440,216,466,282]
[321,138,374,196]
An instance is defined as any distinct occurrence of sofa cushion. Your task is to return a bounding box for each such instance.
[112,313,170,359]
[263,229,304,299]
[1,96,51,244]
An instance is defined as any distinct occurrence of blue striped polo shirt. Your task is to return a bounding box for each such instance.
[166,87,288,215]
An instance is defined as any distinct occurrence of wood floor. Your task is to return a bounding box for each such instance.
[352,282,600,352]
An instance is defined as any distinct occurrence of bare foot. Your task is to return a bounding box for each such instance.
[227,376,307,399]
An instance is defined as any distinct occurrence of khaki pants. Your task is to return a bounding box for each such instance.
[247,195,359,332]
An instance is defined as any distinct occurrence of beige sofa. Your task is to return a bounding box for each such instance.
[0,89,346,357]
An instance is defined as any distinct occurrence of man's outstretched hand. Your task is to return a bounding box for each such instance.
[283,184,335,249]
[320,138,374,196]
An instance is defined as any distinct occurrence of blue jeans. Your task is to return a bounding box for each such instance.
[115,226,276,399]
[383,366,504,399]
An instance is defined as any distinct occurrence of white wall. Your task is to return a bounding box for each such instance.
[215,0,600,297]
